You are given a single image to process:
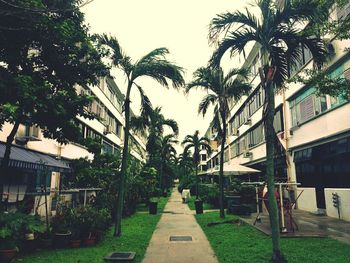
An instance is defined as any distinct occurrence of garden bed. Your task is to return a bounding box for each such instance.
[195,212,350,263]
[16,196,169,263]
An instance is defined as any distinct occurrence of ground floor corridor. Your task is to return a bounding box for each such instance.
[142,188,218,263]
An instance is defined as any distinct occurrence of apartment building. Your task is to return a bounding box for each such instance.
[0,76,147,214]
[204,4,350,221]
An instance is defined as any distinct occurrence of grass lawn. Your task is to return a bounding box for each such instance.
[187,196,215,211]
[196,212,350,263]
[18,196,169,263]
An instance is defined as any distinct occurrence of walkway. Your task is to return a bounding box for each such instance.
[142,188,218,263]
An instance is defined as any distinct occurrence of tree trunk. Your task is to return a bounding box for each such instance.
[219,110,226,219]
[1,120,21,169]
[1,120,21,199]
[159,158,163,195]
[264,80,284,262]
[114,84,132,237]
[195,160,199,200]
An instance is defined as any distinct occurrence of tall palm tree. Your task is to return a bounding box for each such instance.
[159,134,178,192]
[209,0,327,260]
[131,106,178,162]
[186,67,251,217]
[97,35,185,237]
[182,130,211,200]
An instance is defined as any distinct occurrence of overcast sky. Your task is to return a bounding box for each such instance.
[82,0,250,152]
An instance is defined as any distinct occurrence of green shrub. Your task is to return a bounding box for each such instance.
[198,184,220,208]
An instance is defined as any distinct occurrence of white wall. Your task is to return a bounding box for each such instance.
[325,188,350,221]
[289,103,350,149]
[297,187,318,212]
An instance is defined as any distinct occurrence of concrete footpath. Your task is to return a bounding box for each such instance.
[142,188,218,263]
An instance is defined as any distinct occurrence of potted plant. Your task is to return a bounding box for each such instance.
[0,212,23,263]
[68,207,83,248]
[94,208,111,243]
[22,214,45,252]
[51,203,72,248]
[149,197,158,215]
[78,205,97,246]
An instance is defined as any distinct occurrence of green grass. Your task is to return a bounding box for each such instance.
[187,196,215,211]
[195,212,350,263]
[18,196,169,263]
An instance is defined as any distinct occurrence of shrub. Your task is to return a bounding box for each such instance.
[198,184,220,208]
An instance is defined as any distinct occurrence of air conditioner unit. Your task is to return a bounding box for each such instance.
[232,128,239,136]
[244,118,252,125]
[104,125,113,135]
[243,151,253,158]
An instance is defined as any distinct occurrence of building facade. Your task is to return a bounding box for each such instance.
[0,77,147,215]
[204,4,350,221]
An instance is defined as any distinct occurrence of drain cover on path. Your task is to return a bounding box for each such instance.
[169,236,192,241]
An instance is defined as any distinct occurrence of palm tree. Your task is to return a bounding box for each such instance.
[181,130,211,200]
[131,106,178,162]
[97,35,185,237]
[159,134,178,192]
[186,67,251,217]
[209,0,327,260]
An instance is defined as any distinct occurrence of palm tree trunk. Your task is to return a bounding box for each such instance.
[114,84,132,237]
[264,81,283,261]
[195,161,199,199]
[219,110,226,218]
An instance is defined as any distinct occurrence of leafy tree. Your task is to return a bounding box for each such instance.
[186,67,251,215]
[0,0,106,170]
[209,0,327,260]
[181,130,211,200]
[97,34,185,237]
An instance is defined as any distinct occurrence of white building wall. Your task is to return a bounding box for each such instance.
[297,187,318,212]
[325,188,350,221]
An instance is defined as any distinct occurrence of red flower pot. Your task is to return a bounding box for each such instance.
[70,239,81,248]
[82,236,96,247]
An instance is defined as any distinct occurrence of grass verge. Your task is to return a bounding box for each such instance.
[195,212,350,263]
[187,196,215,211]
[18,196,169,263]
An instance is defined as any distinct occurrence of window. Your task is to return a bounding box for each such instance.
[201,154,206,161]
[230,143,236,159]
[102,139,113,154]
[247,123,264,148]
[116,120,122,138]
[224,149,229,162]
[86,128,102,142]
[289,65,348,128]
[288,45,313,77]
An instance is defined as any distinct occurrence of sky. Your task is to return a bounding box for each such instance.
[82,0,250,152]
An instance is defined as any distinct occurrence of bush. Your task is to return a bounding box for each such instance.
[0,212,45,250]
[198,184,220,208]
[178,175,196,194]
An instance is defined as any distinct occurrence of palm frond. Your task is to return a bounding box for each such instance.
[163,118,179,135]
[96,34,133,75]
[210,28,258,67]
[198,94,218,116]
[132,49,185,89]
[209,10,259,43]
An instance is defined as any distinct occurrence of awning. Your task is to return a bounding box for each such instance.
[210,163,261,176]
[0,142,71,172]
